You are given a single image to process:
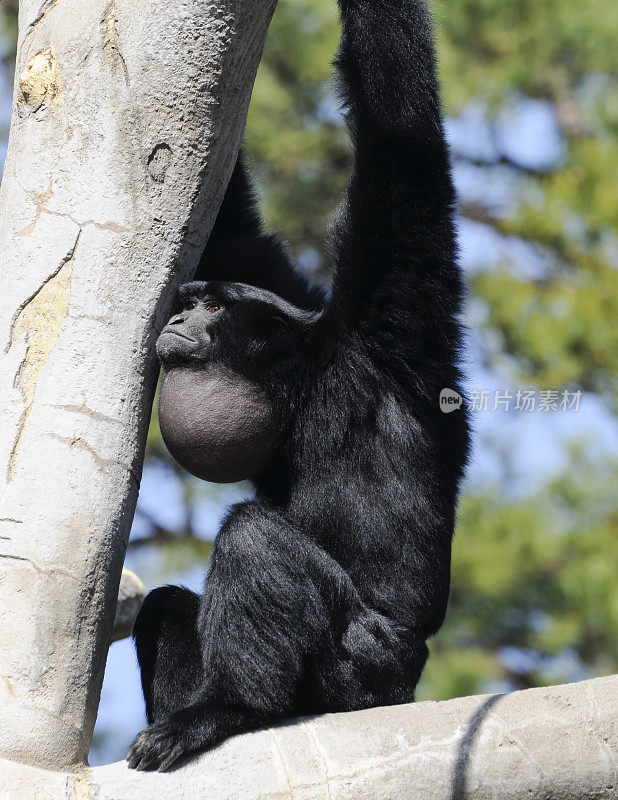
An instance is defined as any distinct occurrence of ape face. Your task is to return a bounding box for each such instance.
[155,281,314,483]
[155,293,222,365]
[156,281,314,374]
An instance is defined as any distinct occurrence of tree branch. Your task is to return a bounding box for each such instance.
[0,674,615,798]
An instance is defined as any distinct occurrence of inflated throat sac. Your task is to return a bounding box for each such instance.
[158,368,281,484]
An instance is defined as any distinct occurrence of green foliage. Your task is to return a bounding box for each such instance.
[419,455,618,699]
[246,0,347,258]
[472,255,618,400]
[0,1,17,48]
[435,0,618,105]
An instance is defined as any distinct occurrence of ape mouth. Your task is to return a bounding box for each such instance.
[159,329,197,345]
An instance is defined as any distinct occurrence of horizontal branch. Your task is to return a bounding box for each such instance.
[111,568,145,643]
[1,674,615,799]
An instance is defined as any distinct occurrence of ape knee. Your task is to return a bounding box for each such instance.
[132,585,199,644]
[214,502,279,563]
[132,586,202,725]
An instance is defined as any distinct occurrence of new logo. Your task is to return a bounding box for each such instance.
[439,388,463,413]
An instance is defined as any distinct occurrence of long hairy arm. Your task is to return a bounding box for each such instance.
[328,0,462,356]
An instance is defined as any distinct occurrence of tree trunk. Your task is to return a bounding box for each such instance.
[0,0,276,770]
[0,675,616,799]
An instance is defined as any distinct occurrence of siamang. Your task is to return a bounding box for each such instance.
[127,0,469,772]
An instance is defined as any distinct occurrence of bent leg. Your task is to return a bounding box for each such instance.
[197,501,356,714]
[133,585,202,723]
[206,502,420,716]
[128,501,409,770]
[128,501,360,770]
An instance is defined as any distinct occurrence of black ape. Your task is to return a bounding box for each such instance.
[127,0,469,772]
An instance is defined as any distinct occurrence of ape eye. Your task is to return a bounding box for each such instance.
[206,304,221,314]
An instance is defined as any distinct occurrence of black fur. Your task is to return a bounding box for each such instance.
[127,0,469,771]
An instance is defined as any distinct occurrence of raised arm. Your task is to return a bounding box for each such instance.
[329,0,460,332]
[195,153,326,311]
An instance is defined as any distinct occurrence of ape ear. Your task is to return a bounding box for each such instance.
[249,313,290,343]
[271,312,296,331]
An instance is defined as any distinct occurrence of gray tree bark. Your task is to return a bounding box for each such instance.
[0,674,616,799]
[0,0,276,770]
[111,568,146,643]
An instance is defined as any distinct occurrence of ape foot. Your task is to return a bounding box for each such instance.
[127,717,189,772]
[126,704,259,771]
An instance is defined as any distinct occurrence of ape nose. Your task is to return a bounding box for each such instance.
[169,313,185,325]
